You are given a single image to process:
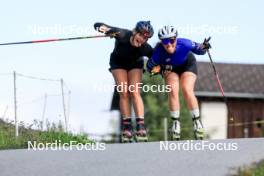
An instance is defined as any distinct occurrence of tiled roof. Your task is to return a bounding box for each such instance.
[195,62,264,98]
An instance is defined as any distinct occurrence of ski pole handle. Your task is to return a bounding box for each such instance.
[204,36,211,43]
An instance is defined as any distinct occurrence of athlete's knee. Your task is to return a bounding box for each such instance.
[168,86,179,99]
[182,86,195,99]
[169,91,179,101]
[129,90,141,100]
[119,91,130,99]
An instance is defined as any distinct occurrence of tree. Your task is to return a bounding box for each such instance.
[142,73,194,141]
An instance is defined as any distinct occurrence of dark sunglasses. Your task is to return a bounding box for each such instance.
[138,32,149,40]
[161,38,176,45]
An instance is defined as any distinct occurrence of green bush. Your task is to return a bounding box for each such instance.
[237,160,264,176]
[0,119,92,150]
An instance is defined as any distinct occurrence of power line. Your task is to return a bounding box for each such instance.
[16,73,60,82]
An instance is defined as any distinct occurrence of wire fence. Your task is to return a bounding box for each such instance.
[0,71,71,136]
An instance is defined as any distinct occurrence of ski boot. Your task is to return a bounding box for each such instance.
[135,118,148,142]
[193,117,204,140]
[171,118,181,141]
[121,118,133,143]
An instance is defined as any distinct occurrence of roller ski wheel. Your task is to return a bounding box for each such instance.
[171,118,181,141]
[121,118,133,143]
[194,128,204,140]
[193,117,204,140]
[171,132,180,141]
[135,135,148,142]
[122,131,133,143]
[135,118,148,142]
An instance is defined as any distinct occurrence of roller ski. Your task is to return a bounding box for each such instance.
[135,118,148,142]
[171,118,181,141]
[121,118,133,143]
[193,117,204,140]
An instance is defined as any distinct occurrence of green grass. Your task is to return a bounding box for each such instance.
[237,160,264,176]
[0,118,92,150]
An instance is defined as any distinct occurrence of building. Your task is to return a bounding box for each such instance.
[195,62,264,139]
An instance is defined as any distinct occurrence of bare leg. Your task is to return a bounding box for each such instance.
[128,68,144,118]
[180,72,198,110]
[111,69,131,118]
[164,72,180,111]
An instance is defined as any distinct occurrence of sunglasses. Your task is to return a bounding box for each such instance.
[161,38,176,45]
[138,32,149,40]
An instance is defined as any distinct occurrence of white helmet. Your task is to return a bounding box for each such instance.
[158,25,178,40]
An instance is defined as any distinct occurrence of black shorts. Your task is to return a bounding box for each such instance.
[109,58,144,72]
[171,52,198,76]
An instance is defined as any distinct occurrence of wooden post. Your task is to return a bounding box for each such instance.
[41,93,47,131]
[60,79,68,132]
[14,71,18,137]
[164,117,168,141]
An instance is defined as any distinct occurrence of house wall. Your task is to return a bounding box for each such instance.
[200,102,228,139]
[227,99,264,138]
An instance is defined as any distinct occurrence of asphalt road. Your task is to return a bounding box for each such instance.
[0,138,264,176]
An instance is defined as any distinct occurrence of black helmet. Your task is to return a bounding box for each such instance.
[135,21,154,38]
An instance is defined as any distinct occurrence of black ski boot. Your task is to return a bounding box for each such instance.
[135,118,148,142]
[121,118,133,143]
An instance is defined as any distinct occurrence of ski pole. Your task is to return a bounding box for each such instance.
[205,37,234,121]
[0,34,111,46]
[205,38,225,98]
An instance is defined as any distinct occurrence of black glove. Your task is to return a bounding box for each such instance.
[161,65,173,71]
[202,37,212,50]
[160,65,173,76]
[94,22,104,32]
[94,22,119,38]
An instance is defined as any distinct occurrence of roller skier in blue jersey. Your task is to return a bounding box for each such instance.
[147,25,211,140]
